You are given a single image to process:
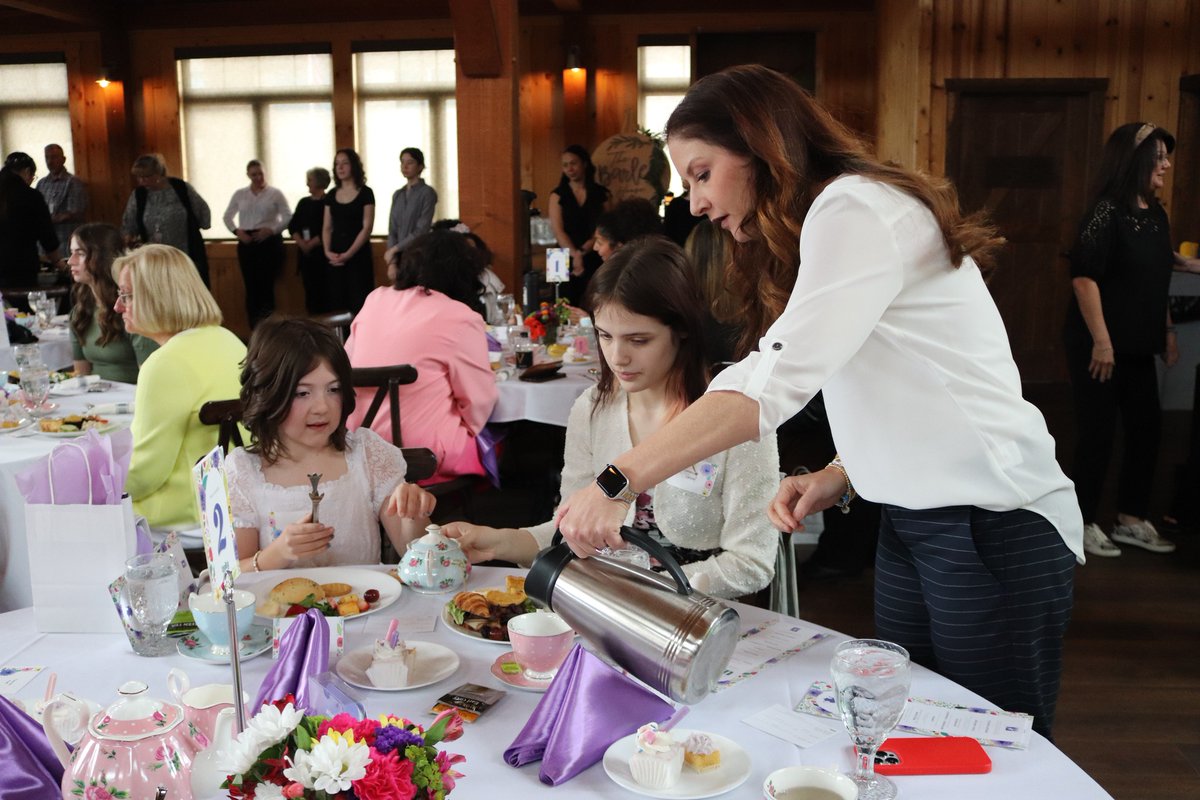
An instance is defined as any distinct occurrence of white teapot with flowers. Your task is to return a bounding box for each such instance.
[43,680,204,799]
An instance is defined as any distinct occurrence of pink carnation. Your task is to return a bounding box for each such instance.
[353,748,415,800]
[318,713,380,744]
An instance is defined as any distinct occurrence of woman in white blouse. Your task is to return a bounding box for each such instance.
[442,236,779,599]
[556,66,1080,741]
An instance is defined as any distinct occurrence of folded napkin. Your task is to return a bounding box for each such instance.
[88,401,134,416]
[15,428,133,506]
[0,694,65,799]
[505,644,675,785]
[254,609,329,714]
[48,374,99,396]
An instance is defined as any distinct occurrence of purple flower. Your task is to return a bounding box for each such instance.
[373,725,424,755]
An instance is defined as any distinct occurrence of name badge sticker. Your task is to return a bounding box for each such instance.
[666,461,719,497]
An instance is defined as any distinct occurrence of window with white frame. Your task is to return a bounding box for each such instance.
[355,46,458,237]
[638,44,691,198]
[0,61,73,169]
[177,51,334,237]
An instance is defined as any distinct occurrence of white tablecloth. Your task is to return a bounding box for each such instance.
[489,363,595,427]
[0,325,75,372]
[0,565,1110,799]
[0,381,136,612]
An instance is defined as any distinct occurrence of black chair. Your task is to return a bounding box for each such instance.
[312,310,354,343]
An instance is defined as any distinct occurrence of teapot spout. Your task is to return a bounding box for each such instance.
[41,695,89,769]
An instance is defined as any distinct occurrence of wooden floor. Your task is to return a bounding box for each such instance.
[795,392,1200,800]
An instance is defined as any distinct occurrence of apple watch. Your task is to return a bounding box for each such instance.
[596,464,638,503]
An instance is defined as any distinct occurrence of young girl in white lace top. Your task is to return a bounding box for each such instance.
[226,317,435,571]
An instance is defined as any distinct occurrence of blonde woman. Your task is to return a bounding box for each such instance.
[114,244,245,535]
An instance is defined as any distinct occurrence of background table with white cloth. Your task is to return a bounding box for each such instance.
[0,324,75,373]
[489,363,594,427]
[0,565,1111,799]
[0,381,135,613]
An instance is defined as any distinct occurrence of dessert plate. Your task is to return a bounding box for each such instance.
[239,566,402,621]
[489,650,553,693]
[602,729,751,799]
[335,642,459,691]
[0,417,33,434]
[177,624,272,664]
[36,420,122,438]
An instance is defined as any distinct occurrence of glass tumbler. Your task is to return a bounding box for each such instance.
[124,554,181,656]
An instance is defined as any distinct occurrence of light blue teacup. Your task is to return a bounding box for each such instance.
[188,590,256,655]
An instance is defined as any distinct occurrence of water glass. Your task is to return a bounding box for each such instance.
[19,369,50,416]
[125,554,181,657]
[831,639,911,800]
[34,299,56,329]
[497,293,515,324]
[12,343,44,372]
[26,290,47,308]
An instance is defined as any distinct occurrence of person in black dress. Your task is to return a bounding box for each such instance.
[322,149,376,314]
[1066,122,1195,557]
[548,144,609,306]
[0,152,60,294]
[289,166,331,314]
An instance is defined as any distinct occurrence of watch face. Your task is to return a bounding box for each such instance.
[596,464,628,498]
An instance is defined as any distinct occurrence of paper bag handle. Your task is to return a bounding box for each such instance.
[45,441,93,505]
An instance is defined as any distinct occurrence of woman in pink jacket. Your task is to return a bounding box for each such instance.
[345,229,498,484]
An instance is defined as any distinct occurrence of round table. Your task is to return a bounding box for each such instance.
[490,362,595,427]
[0,565,1111,799]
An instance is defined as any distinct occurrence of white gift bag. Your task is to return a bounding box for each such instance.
[25,443,138,633]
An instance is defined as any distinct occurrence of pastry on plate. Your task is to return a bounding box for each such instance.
[269,577,324,604]
[682,732,721,772]
[629,722,684,789]
[366,638,416,687]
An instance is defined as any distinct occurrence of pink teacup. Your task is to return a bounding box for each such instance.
[507,612,574,681]
[167,668,248,745]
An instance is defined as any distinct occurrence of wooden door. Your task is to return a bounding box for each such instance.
[945,80,1105,384]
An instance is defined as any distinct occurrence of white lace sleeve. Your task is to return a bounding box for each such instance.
[225,447,260,530]
[359,428,408,512]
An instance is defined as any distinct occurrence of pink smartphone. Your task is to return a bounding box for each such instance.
[874,737,992,775]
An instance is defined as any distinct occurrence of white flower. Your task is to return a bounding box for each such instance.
[246,702,304,748]
[217,727,270,776]
[251,783,286,800]
[286,734,370,793]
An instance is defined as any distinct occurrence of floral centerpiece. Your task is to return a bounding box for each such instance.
[524,298,572,343]
[220,696,465,799]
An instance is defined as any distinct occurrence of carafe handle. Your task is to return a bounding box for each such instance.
[552,526,692,596]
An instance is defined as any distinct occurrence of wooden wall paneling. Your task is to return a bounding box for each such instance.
[1143,0,1191,214]
[823,12,880,142]
[518,18,561,205]
[456,0,521,292]
[1037,0,1077,79]
[331,39,354,150]
[1007,0,1049,79]
[875,0,928,169]
[589,21,635,143]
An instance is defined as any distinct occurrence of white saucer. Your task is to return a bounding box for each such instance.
[602,729,751,799]
[335,642,459,691]
[177,624,271,664]
[489,650,554,693]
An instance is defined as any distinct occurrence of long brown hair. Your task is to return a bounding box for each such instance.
[240,317,357,464]
[666,65,1003,356]
[585,236,709,419]
[69,223,127,347]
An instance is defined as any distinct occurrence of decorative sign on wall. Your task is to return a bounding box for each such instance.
[592,132,671,206]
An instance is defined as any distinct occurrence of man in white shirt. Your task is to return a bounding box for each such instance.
[223,160,292,327]
[35,143,87,257]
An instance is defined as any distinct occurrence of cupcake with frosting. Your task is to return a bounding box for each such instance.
[366,638,416,687]
[629,722,684,789]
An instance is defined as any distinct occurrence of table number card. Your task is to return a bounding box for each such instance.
[193,446,238,599]
[545,247,571,283]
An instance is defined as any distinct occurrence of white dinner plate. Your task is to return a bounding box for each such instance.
[602,729,751,799]
[0,417,33,434]
[35,420,123,438]
[335,642,459,691]
[438,587,533,645]
[239,566,402,621]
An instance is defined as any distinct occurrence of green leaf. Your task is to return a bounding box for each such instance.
[295,723,312,750]
[448,602,466,625]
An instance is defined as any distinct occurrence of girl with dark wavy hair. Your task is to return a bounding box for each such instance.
[441,237,779,599]
[67,222,156,382]
[322,148,375,313]
[558,65,1081,743]
[226,317,435,572]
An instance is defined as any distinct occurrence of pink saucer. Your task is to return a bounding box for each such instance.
[490,651,553,693]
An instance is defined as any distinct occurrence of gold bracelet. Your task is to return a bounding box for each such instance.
[827,456,856,515]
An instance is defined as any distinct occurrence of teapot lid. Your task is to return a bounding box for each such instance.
[409,524,461,552]
[90,680,183,740]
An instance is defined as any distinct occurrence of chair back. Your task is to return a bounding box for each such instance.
[312,310,354,343]
[351,364,418,447]
[198,399,246,454]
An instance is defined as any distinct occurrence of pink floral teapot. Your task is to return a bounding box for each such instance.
[43,679,204,800]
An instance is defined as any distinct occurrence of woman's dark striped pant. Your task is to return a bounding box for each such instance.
[874,505,1076,739]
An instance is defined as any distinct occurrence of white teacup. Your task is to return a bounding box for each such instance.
[763,766,858,800]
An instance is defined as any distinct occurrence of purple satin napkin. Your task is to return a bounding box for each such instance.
[504,644,675,785]
[253,609,329,713]
[0,694,65,799]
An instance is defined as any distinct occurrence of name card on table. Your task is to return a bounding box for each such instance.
[272,616,345,658]
[545,247,571,283]
[193,446,238,599]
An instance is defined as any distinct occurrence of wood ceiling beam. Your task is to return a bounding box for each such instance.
[449,0,503,78]
[0,0,105,26]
